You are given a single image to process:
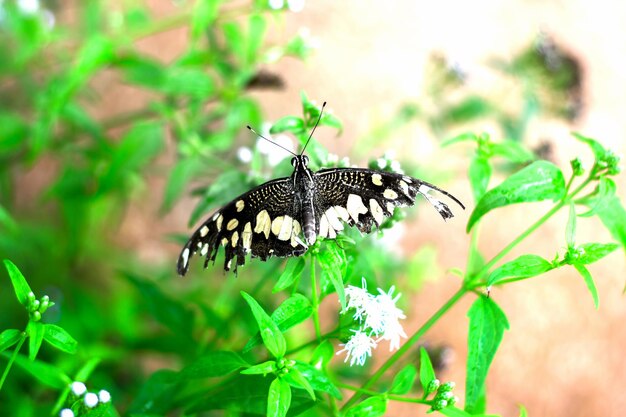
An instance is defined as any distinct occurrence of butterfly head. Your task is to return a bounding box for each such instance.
[291,154,310,169]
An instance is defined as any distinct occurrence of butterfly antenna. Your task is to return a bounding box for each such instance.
[246,125,297,157]
[300,101,326,155]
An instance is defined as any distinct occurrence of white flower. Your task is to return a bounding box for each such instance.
[376,286,406,321]
[255,125,294,166]
[344,278,373,320]
[17,0,39,13]
[70,381,86,396]
[287,0,305,12]
[59,409,74,417]
[98,389,111,403]
[268,0,284,10]
[378,316,407,351]
[237,146,253,164]
[337,330,377,366]
[84,392,99,408]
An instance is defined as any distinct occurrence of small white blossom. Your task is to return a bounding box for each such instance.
[255,125,294,166]
[287,0,305,12]
[268,0,284,10]
[337,330,377,366]
[344,278,373,320]
[59,409,74,417]
[84,392,99,408]
[17,0,39,13]
[70,381,87,396]
[98,389,111,403]
[237,146,253,163]
[376,158,387,169]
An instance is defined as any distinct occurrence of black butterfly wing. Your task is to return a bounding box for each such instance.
[177,177,307,275]
[312,168,464,237]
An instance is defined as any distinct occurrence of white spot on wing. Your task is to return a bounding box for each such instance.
[334,206,350,222]
[200,243,209,256]
[236,200,245,212]
[254,210,271,239]
[370,199,384,226]
[271,216,284,237]
[242,222,252,250]
[291,220,301,247]
[325,207,344,231]
[371,173,383,186]
[383,189,398,200]
[227,218,239,231]
[319,214,329,238]
[200,225,209,237]
[231,231,239,247]
[399,180,410,197]
[181,248,190,267]
[347,194,368,222]
[277,215,293,241]
[216,214,223,231]
[386,202,395,214]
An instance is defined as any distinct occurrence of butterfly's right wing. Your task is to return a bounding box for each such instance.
[177,177,307,275]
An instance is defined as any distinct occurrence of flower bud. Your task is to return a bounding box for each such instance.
[31,311,42,322]
[427,378,440,394]
[84,392,99,408]
[570,157,584,176]
[59,409,74,417]
[71,381,87,396]
[98,389,111,403]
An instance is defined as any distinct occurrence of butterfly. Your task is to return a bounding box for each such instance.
[177,103,464,275]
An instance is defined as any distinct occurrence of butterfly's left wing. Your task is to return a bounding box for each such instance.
[312,168,464,237]
[177,177,307,275]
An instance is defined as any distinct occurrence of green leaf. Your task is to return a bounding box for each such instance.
[390,364,417,395]
[27,321,44,361]
[310,340,335,369]
[179,351,248,379]
[566,202,576,248]
[161,158,204,213]
[128,369,180,414]
[0,329,22,353]
[43,324,78,354]
[268,378,292,417]
[244,293,312,352]
[284,367,316,401]
[490,141,534,163]
[487,255,554,286]
[572,132,607,161]
[11,353,71,389]
[241,292,287,358]
[579,177,616,217]
[192,0,221,41]
[419,347,436,395]
[287,360,341,400]
[247,14,267,62]
[317,245,346,309]
[344,396,387,417]
[163,67,215,99]
[467,161,566,231]
[465,297,509,414]
[594,195,626,248]
[437,406,470,417]
[576,243,620,264]
[469,156,491,202]
[573,264,599,309]
[441,132,478,147]
[270,116,306,135]
[519,405,528,417]
[273,258,306,293]
[439,407,473,417]
[74,358,101,382]
[241,360,278,375]
[3,259,33,306]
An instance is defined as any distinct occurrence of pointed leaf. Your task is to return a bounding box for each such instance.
[572,132,607,161]
[12,353,71,389]
[573,264,599,309]
[3,259,32,306]
[594,195,626,248]
[487,255,554,286]
[241,292,286,358]
[43,324,78,354]
[192,0,221,41]
[284,367,316,401]
[490,141,535,163]
[268,378,292,417]
[344,396,387,417]
[469,156,491,203]
[390,364,417,395]
[179,351,248,379]
[270,116,305,135]
[566,202,576,248]
[310,340,335,370]
[0,329,22,353]
[288,360,341,400]
[244,293,312,352]
[467,161,566,231]
[439,407,473,417]
[273,258,306,293]
[27,321,45,361]
[241,360,278,375]
[419,347,436,395]
[579,177,616,217]
[465,297,509,414]
[576,243,620,265]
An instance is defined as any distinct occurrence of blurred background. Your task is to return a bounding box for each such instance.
[1,0,625,416]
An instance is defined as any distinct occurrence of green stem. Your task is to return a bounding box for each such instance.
[341,287,467,410]
[310,257,322,340]
[0,332,27,391]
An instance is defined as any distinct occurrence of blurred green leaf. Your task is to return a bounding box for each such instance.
[3,259,32,306]
[11,353,71,389]
[390,364,417,395]
[240,360,278,375]
[441,132,478,147]
[268,377,292,417]
[519,405,528,417]
[310,340,335,370]
[487,255,554,286]
[247,14,267,63]
[317,245,346,309]
[467,161,566,231]
[284,360,341,400]
[27,321,45,361]
[579,177,616,218]
[284,367,316,401]
[74,358,101,382]
[179,351,248,379]
[0,329,22,354]
[439,407,473,417]
[163,67,215,99]
[244,293,312,352]
[270,116,306,135]
[573,132,607,162]
[465,297,509,414]
[241,291,287,358]
[43,324,78,354]
[490,141,534,163]
[129,369,180,414]
[273,258,306,293]
[566,202,576,248]
[162,158,204,213]
[593,195,626,248]
[469,156,491,202]
[573,264,599,309]
[441,96,493,125]
[192,0,221,41]
[0,112,28,153]
[344,396,387,417]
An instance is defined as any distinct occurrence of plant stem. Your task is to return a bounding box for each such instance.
[0,332,27,391]
[341,287,467,410]
[310,257,322,341]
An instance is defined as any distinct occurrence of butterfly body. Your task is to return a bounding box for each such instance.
[177,154,464,275]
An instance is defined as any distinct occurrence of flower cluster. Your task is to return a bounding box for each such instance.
[426,380,459,412]
[26,291,54,322]
[337,278,407,366]
[59,381,111,416]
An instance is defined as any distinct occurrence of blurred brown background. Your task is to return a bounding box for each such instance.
[94,1,626,416]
